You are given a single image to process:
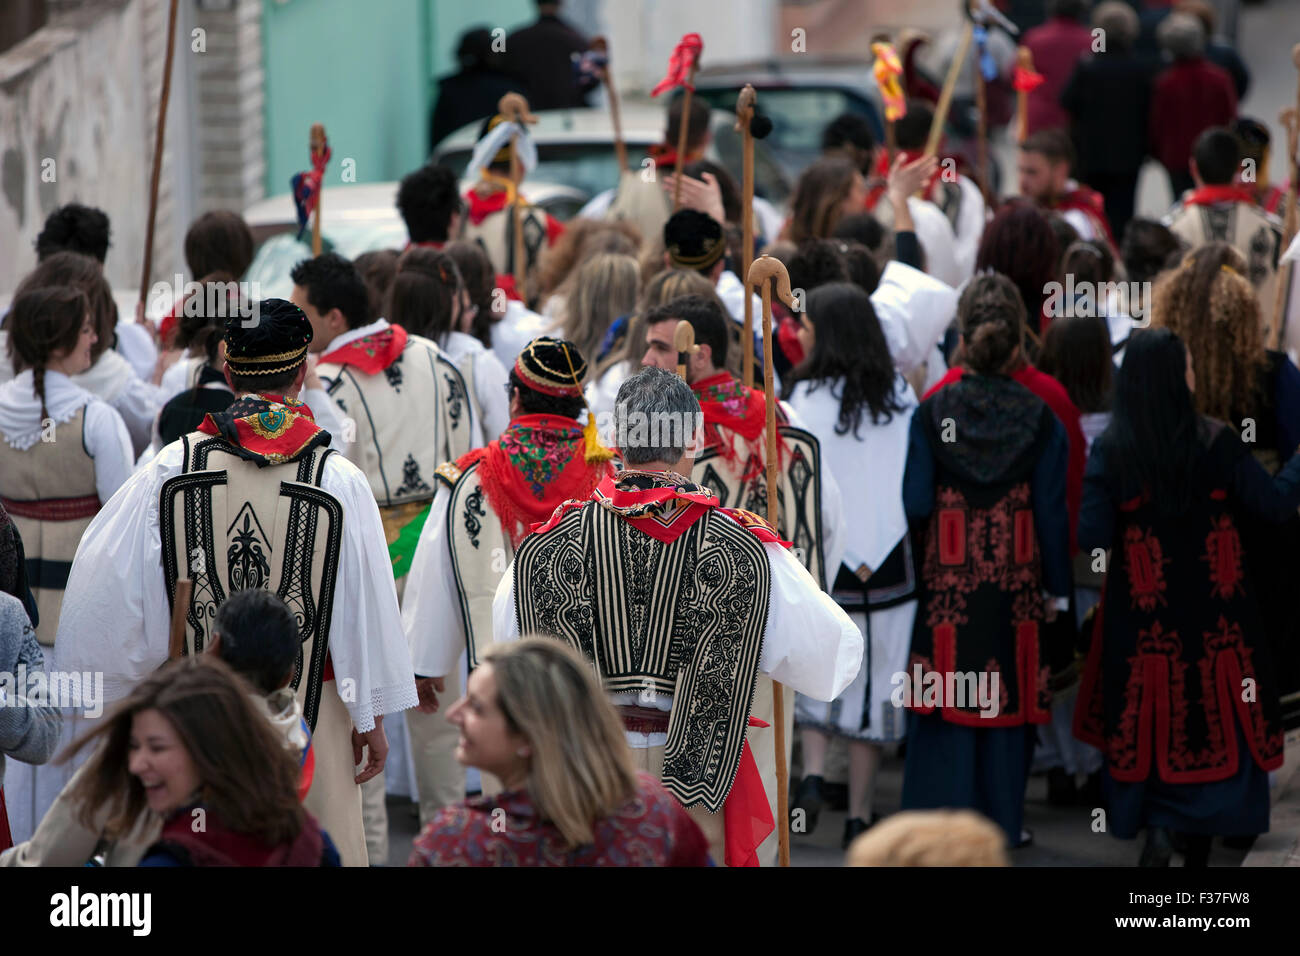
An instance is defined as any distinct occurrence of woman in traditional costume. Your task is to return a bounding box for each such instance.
[407,639,710,867]
[0,285,133,843]
[784,281,917,848]
[899,274,1071,847]
[1075,328,1300,866]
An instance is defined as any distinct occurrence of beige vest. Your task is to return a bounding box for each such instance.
[436,459,511,670]
[0,406,100,645]
[1166,200,1286,341]
[691,423,828,590]
[462,202,552,282]
[318,335,473,511]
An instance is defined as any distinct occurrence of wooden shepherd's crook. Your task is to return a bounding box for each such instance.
[735,85,758,385]
[592,37,628,174]
[673,320,699,381]
[137,0,181,328]
[746,254,796,868]
[1270,45,1300,351]
[310,124,326,257]
[168,578,193,660]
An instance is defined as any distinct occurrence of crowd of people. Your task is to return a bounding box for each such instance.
[0,0,1298,869]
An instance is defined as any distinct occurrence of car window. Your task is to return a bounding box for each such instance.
[697,87,874,156]
[436,143,628,201]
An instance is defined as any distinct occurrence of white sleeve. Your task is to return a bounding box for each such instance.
[301,386,351,461]
[53,451,177,703]
[114,322,159,385]
[112,379,163,459]
[402,487,467,678]
[492,563,521,643]
[473,351,511,444]
[319,458,418,731]
[758,541,863,701]
[952,177,987,282]
[870,260,959,375]
[908,198,963,288]
[83,401,136,503]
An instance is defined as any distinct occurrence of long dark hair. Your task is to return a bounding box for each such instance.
[1038,315,1113,413]
[975,202,1059,332]
[6,286,89,421]
[65,656,306,846]
[389,247,463,342]
[1098,328,1200,515]
[786,282,904,436]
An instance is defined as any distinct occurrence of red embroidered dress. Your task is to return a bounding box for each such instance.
[1075,422,1286,783]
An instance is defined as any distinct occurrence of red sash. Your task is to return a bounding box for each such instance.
[319,325,407,375]
[1183,184,1257,208]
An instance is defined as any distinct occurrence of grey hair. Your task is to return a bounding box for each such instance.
[1157,12,1205,61]
[613,366,702,466]
[1092,1,1138,51]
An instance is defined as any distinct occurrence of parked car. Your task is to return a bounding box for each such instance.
[431,103,793,207]
[241,180,586,300]
[692,58,885,181]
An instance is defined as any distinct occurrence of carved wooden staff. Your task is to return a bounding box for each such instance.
[1014,46,1038,144]
[735,85,758,385]
[673,320,699,380]
[1271,47,1300,351]
[137,0,181,329]
[746,254,796,867]
[310,124,327,257]
[168,578,193,660]
[498,93,537,296]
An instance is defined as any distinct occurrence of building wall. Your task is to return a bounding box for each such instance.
[0,0,160,294]
[261,0,432,196]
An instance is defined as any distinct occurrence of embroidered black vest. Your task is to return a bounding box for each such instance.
[513,501,771,812]
[159,433,343,729]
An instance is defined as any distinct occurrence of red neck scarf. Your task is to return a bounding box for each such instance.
[319,324,407,374]
[196,394,329,467]
[1184,184,1258,208]
[465,187,510,226]
[458,414,613,546]
[691,372,784,481]
[1050,184,1117,246]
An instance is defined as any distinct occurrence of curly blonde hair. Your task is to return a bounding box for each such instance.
[845,810,1010,867]
[1149,242,1267,424]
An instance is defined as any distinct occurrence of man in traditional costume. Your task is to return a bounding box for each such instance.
[1018,129,1116,248]
[462,111,565,300]
[402,336,615,820]
[1233,118,1292,217]
[495,365,862,865]
[1164,127,1289,351]
[51,300,419,867]
[638,294,844,862]
[661,210,763,350]
[294,252,475,862]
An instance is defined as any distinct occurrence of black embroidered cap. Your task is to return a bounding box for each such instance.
[514,336,588,397]
[664,209,725,273]
[224,298,313,377]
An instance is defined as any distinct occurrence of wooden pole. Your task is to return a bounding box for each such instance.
[673,74,698,211]
[593,38,628,174]
[310,124,326,257]
[1015,46,1034,144]
[924,23,973,158]
[168,578,193,660]
[137,0,181,325]
[735,86,757,386]
[746,254,796,867]
[1271,94,1300,351]
[973,53,990,202]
